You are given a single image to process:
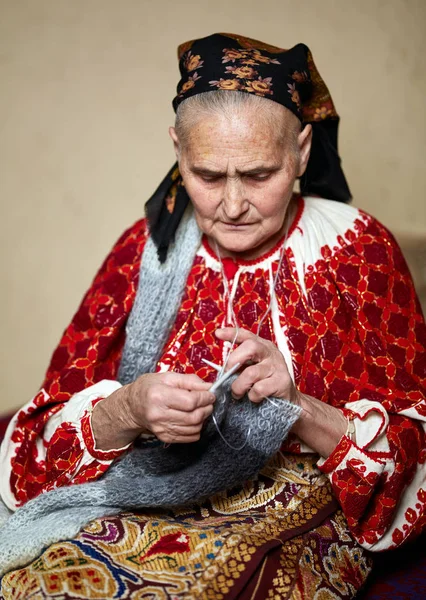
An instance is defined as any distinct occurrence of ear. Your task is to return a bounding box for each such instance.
[169,126,181,161]
[296,124,312,177]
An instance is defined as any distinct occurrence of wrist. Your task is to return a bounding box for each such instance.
[91,385,147,451]
[291,392,347,458]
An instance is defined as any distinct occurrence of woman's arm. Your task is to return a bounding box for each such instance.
[312,216,426,551]
[0,218,148,509]
[217,322,425,551]
[315,403,425,551]
[291,392,347,457]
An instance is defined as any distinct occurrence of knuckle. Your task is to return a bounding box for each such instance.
[235,371,255,394]
[149,405,162,420]
[186,412,200,426]
[148,385,163,403]
[143,410,156,427]
[231,385,243,399]
[246,365,259,383]
[248,391,262,403]
[244,341,256,357]
[252,382,265,397]
[185,396,198,411]
[184,412,198,426]
[230,379,241,394]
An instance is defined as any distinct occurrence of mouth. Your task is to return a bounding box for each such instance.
[221,222,255,228]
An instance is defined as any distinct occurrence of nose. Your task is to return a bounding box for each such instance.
[222,177,249,220]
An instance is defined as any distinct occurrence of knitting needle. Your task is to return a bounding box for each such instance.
[208,362,241,394]
[201,358,222,372]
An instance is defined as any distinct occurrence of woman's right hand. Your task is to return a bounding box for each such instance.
[91,372,216,450]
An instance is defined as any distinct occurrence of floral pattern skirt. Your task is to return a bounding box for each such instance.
[0,454,372,599]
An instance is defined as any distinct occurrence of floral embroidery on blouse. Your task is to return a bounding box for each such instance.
[0,197,425,553]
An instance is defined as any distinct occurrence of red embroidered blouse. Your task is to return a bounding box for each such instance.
[1,197,425,551]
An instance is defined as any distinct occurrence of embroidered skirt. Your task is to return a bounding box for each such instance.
[0,454,372,599]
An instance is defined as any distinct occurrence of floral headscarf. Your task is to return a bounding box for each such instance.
[147,33,351,262]
[174,34,334,122]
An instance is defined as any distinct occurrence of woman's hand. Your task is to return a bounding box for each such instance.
[215,327,300,404]
[216,327,347,458]
[92,372,215,450]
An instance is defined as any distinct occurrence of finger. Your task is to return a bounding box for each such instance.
[224,339,267,372]
[156,423,205,437]
[158,432,202,444]
[183,404,214,426]
[152,404,214,428]
[215,327,257,344]
[247,378,275,403]
[152,406,214,442]
[163,372,212,392]
[231,364,266,399]
[247,373,295,403]
[166,390,215,412]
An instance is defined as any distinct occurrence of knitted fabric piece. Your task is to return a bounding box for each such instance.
[0,378,301,575]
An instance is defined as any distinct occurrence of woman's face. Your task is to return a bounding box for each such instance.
[171,106,311,260]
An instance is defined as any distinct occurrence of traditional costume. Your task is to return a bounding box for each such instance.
[0,34,425,600]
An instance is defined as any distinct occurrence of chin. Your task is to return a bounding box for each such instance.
[214,231,262,256]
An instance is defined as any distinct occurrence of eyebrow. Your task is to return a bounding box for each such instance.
[191,165,280,176]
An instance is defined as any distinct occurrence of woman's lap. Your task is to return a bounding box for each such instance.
[0,455,372,599]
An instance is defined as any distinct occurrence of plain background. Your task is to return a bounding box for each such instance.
[1,0,425,413]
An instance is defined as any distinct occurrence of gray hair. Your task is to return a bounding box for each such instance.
[175,90,301,154]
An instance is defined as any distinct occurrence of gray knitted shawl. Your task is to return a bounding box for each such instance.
[0,210,301,576]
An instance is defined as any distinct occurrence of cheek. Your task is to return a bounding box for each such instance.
[184,180,220,218]
[254,180,293,219]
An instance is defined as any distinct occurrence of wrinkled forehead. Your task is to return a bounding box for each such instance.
[180,101,300,152]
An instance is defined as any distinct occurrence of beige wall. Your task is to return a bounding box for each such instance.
[1,0,425,414]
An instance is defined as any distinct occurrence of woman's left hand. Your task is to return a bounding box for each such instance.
[215,327,299,404]
[216,326,348,458]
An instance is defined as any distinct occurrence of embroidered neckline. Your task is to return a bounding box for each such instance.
[202,195,304,267]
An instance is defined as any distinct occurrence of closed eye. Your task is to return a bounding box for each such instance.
[192,169,223,183]
[199,174,222,183]
[244,172,273,181]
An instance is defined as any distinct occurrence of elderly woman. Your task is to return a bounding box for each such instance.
[0,34,425,600]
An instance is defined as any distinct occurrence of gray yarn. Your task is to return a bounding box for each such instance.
[0,210,301,576]
[0,500,11,529]
[118,208,202,384]
[0,378,300,576]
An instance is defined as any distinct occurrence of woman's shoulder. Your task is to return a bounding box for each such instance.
[298,196,372,241]
[288,196,407,283]
[94,217,149,284]
[294,196,398,258]
[113,217,149,250]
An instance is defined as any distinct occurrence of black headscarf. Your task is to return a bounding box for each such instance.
[146,33,351,262]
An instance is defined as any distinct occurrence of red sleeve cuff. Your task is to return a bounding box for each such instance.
[81,398,132,461]
[317,435,353,474]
